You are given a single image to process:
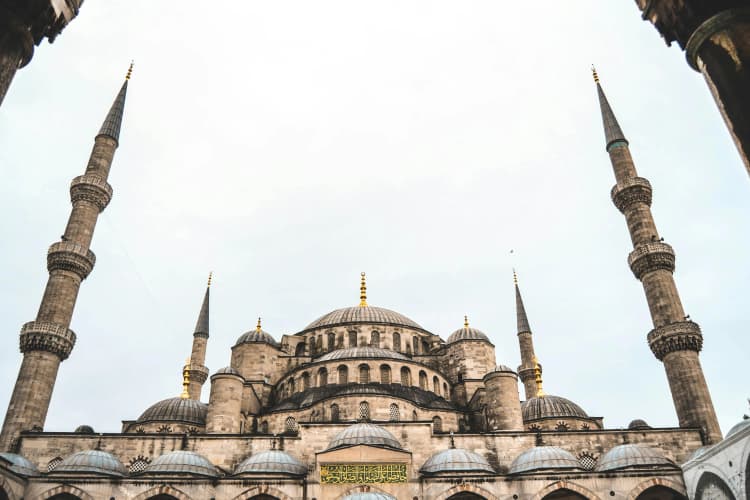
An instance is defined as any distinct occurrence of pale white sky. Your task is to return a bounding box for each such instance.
[0,1,748,436]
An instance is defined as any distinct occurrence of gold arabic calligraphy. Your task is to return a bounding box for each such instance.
[320,464,408,484]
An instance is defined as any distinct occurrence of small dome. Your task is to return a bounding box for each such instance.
[447,326,490,344]
[484,365,516,379]
[342,494,397,500]
[627,419,651,430]
[235,328,279,347]
[144,450,218,477]
[327,423,402,451]
[522,395,588,421]
[213,366,242,376]
[235,450,307,476]
[509,446,580,474]
[50,450,127,477]
[74,424,95,434]
[596,444,673,471]
[726,419,750,439]
[318,346,409,362]
[137,397,208,426]
[0,453,39,476]
[301,305,426,334]
[421,448,495,474]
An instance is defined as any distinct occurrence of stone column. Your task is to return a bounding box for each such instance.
[483,367,523,431]
[206,369,244,434]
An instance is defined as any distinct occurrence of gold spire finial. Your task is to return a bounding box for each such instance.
[126,61,134,81]
[532,356,545,398]
[256,317,262,332]
[207,272,212,288]
[180,357,191,399]
[464,315,469,329]
[359,272,368,307]
[592,65,600,84]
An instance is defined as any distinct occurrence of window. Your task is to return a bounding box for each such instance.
[412,337,418,354]
[359,401,370,421]
[555,422,570,432]
[316,336,323,352]
[260,421,269,433]
[393,332,401,352]
[380,364,391,384]
[371,331,380,347]
[578,452,597,470]
[295,342,306,356]
[338,365,348,384]
[331,404,340,422]
[433,376,440,395]
[318,367,328,387]
[400,367,412,386]
[302,372,311,390]
[432,416,443,433]
[389,403,400,422]
[359,364,370,384]
[422,340,429,354]
[327,332,335,351]
[285,416,298,434]
[349,331,358,347]
[129,457,150,473]
[310,336,317,354]
[443,382,449,399]
[419,371,428,390]
[289,377,296,394]
[47,457,63,472]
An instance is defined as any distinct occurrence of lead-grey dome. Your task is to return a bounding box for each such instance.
[318,346,409,362]
[627,419,651,430]
[214,366,242,376]
[726,419,750,439]
[509,446,580,474]
[137,397,208,426]
[521,395,588,421]
[421,448,495,474]
[235,450,307,476]
[50,450,127,477]
[327,423,402,451]
[74,424,95,434]
[301,305,426,334]
[447,326,491,344]
[596,444,674,471]
[235,328,279,347]
[342,494,397,500]
[144,450,218,477]
[0,453,39,476]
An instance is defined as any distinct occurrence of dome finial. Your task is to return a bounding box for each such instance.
[359,272,368,307]
[256,317,262,332]
[464,315,469,329]
[180,357,191,399]
[591,65,599,84]
[533,356,545,398]
[207,271,212,287]
[126,60,134,81]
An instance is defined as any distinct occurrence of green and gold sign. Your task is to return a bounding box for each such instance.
[320,463,408,484]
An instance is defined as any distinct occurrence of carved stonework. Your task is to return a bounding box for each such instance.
[648,320,703,360]
[19,321,76,359]
[187,364,209,384]
[70,174,113,212]
[611,177,652,213]
[628,242,675,280]
[47,241,96,279]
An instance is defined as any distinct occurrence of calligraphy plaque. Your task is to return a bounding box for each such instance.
[320,463,408,484]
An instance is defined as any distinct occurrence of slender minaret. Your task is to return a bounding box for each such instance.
[0,65,132,451]
[514,270,540,400]
[187,273,211,400]
[594,68,721,444]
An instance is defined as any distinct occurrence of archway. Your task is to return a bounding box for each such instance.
[542,490,587,500]
[694,472,736,500]
[49,496,82,500]
[635,486,687,500]
[0,487,9,500]
[147,496,179,500]
[248,496,279,500]
[448,493,487,500]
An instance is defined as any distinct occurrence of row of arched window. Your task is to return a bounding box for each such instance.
[295,330,431,356]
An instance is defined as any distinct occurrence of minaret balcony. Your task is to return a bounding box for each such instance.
[19,321,77,360]
[70,174,113,212]
[611,177,652,213]
[627,241,675,280]
[47,241,96,279]
[647,320,703,360]
[187,364,210,385]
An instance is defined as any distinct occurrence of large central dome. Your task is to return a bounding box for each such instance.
[299,305,427,334]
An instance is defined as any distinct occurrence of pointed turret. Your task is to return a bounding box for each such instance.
[514,270,540,400]
[593,67,628,152]
[97,62,132,145]
[515,273,531,334]
[194,273,210,337]
[187,274,212,400]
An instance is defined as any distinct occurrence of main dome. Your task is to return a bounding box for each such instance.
[300,305,427,334]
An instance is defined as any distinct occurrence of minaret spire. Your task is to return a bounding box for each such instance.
[187,273,211,400]
[514,270,540,400]
[0,66,132,451]
[594,70,721,444]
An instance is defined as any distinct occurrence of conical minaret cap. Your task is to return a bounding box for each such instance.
[97,62,132,145]
[514,270,531,334]
[592,67,628,151]
[193,273,210,337]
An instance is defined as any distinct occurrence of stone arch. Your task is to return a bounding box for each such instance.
[301,371,311,389]
[318,367,328,386]
[626,478,688,500]
[400,366,412,386]
[433,484,499,500]
[380,364,392,384]
[0,477,17,500]
[359,363,370,383]
[694,471,737,500]
[419,370,428,390]
[36,485,95,500]
[335,485,395,499]
[338,364,349,384]
[132,485,192,500]
[533,480,601,500]
[233,485,293,500]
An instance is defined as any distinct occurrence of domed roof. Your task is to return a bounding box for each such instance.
[726,418,750,439]
[235,328,279,348]
[521,395,588,421]
[213,366,242,376]
[447,326,491,344]
[628,419,651,430]
[74,424,95,434]
[484,365,516,379]
[137,397,208,426]
[421,448,495,474]
[596,444,674,471]
[50,450,127,477]
[301,305,426,334]
[342,494,397,500]
[144,450,218,477]
[318,346,409,362]
[509,446,580,474]
[235,450,307,476]
[327,423,402,451]
[0,452,39,476]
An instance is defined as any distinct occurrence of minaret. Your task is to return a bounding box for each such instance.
[187,273,211,400]
[514,270,539,400]
[0,64,132,451]
[594,68,721,444]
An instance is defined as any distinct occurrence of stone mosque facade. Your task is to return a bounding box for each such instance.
[0,62,749,500]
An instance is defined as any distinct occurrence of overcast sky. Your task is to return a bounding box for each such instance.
[0,1,748,437]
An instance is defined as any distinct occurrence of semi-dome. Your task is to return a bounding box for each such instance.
[509,446,580,474]
[213,366,242,376]
[0,452,39,476]
[421,448,495,474]
[317,346,409,362]
[342,493,397,500]
[327,423,402,451]
[521,395,588,421]
[144,450,218,477]
[50,450,127,477]
[627,419,651,430]
[74,424,95,434]
[596,444,674,471]
[447,326,490,344]
[137,397,208,426]
[235,327,279,348]
[726,418,750,439]
[301,305,426,334]
[235,450,307,476]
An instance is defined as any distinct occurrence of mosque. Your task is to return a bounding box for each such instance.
[0,60,748,500]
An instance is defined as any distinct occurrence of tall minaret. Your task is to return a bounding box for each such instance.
[187,273,211,400]
[594,68,721,444]
[514,270,540,400]
[0,65,132,451]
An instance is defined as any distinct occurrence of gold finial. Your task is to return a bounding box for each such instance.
[592,65,600,84]
[533,356,545,398]
[180,357,191,399]
[513,268,518,285]
[207,272,212,287]
[256,317,262,332]
[126,61,134,81]
[359,272,368,307]
[464,315,469,329]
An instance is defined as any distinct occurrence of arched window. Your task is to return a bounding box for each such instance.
[400,366,412,386]
[555,422,570,432]
[392,332,401,352]
[405,343,412,355]
[432,416,443,433]
[380,364,391,384]
[47,457,63,472]
[316,336,323,352]
[285,416,298,434]
[412,410,418,421]
[359,364,370,384]
[422,340,429,353]
[301,372,311,390]
[260,421,269,433]
[371,331,380,347]
[443,382,449,399]
[318,367,328,387]
[433,376,440,395]
[295,342,306,356]
[359,401,370,421]
[327,332,335,351]
[389,403,400,422]
[412,337,418,354]
[419,370,428,390]
[310,336,317,354]
[338,365,348,384]
[289,377,296,394]
[331,404,340,422]
[695,472,736,500]
[349,331,358,347]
